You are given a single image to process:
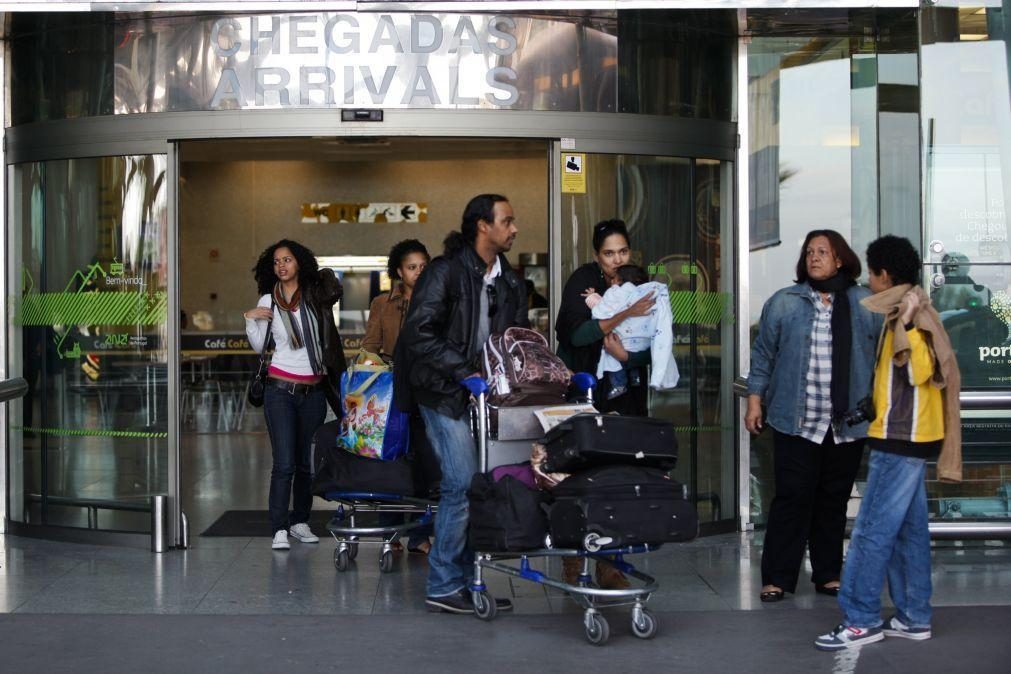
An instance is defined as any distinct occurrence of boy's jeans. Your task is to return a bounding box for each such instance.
[838,449,932,629]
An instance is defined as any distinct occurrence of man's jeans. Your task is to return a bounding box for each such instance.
[419,405,477,597]
[263,385,327,533]
[839,449,932,629]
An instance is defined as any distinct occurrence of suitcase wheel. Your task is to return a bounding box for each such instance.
[631,607,658,639]
[584,611,610,646]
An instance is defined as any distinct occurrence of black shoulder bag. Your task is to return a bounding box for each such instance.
[247,303,276,407]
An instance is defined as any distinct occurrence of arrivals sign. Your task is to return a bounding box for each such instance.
[208,15,520,108]
[113,13,618,113]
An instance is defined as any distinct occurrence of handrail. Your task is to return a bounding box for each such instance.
[0,377,29,403]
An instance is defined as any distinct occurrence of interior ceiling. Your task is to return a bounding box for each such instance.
[180,137,547,163]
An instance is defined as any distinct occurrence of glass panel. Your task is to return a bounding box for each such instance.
[8,156,169,531]
[929,261,1011,389]
[922,6,1011,266]
[561,153,735,526]
[10,11,735,123]
[617,9,734,120]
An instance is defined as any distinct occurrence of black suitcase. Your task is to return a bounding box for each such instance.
[542,413,678,473]
[468,472,550,552]
[548,466,698,549]
[311,421,415,497]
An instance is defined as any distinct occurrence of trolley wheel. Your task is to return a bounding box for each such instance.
[348,540,359,561]
[472,591,498,621]
[379,550,394,573]
[334,548,350,572]
[584,613,610,646]
[631,608,659,639]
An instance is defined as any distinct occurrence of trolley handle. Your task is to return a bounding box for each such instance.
[462,377,491,473]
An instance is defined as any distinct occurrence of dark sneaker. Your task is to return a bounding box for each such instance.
[815,624,884,651]
[426,590,513,614]
[883,616,932,640]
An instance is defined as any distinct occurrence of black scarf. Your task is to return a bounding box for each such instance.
[809,274,855,419]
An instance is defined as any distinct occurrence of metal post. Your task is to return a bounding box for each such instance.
[151,494,167,553]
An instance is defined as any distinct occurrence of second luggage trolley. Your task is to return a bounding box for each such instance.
[325,493,435,573]
[310,420,437,574]
[467,375,662,646]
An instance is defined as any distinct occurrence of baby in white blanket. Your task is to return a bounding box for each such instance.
[583,264,679,398]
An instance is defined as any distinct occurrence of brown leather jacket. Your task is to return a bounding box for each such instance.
[362,285,409,361]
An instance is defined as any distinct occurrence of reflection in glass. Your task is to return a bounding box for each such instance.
[561,154,734,528]
[8,156,168,531]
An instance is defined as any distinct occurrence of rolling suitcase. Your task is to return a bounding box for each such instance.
[541,413,678,473]
[548,465,698,549]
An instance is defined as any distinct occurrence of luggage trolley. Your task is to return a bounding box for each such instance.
[311,420,437,574]
[324,492,435,573]
[467,373,662,646]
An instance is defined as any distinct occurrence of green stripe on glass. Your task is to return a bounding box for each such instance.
[14,426,168,439]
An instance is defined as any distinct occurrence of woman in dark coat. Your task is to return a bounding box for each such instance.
[555,219,655,414]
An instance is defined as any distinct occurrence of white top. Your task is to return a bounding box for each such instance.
[244,294,316,377]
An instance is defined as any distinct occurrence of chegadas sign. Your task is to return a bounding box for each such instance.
[205,14,520,109]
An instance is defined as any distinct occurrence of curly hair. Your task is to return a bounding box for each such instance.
[386,239,430,281]
[866,235,921,286]
[252,239,320,296]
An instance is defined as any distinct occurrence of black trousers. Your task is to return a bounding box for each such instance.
[761,429,864,592]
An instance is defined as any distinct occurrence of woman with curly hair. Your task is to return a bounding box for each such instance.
[244,239,346,550]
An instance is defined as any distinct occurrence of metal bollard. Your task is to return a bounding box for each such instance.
[151,494,168,553]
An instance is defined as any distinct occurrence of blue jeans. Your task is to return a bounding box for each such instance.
[419,405,477,597]
[838,449,932,629]
[263,385,328,533]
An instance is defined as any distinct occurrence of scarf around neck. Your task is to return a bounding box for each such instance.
[809,273,856,420]
[273,281,323,374]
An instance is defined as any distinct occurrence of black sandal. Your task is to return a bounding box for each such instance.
[760,589,785,603]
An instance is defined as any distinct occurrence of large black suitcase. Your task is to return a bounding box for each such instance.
[310,421,415,497]
[468,472,550,552]
[548,466,698,549]
[541,413,678,473]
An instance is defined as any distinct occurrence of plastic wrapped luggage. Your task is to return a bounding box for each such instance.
[541,413,678,473]
[548,465,698,549]
[467,472,550,552]
[311,421,414,496]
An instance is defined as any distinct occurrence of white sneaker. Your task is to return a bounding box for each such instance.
[883,616,932,640]
[815,624,884,651]
[289,522,319,543]
[271,529,290,550]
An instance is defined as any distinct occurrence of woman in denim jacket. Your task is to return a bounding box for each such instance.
[745,230,881,603]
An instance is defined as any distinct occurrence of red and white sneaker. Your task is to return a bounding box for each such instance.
[815,623,884,651]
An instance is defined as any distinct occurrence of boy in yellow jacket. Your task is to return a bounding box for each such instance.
[816,235,962,651]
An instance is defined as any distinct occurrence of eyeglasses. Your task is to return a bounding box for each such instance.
[486,284,498,318]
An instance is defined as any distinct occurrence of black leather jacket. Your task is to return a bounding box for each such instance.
[394,245,528,419]
[305,268,347,415]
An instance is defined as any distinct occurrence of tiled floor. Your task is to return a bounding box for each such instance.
[2,530,1008,616]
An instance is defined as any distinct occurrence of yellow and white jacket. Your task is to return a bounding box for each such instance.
[867,326,944,444]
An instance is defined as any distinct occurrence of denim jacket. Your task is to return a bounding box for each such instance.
[747,282,882,438]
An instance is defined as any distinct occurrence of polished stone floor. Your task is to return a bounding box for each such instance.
[2,532,1010,672]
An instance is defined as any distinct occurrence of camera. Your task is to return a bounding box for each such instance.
[838,396,876,427]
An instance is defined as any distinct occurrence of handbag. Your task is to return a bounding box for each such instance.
[336,350,410,460]
[246,303,276,408]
